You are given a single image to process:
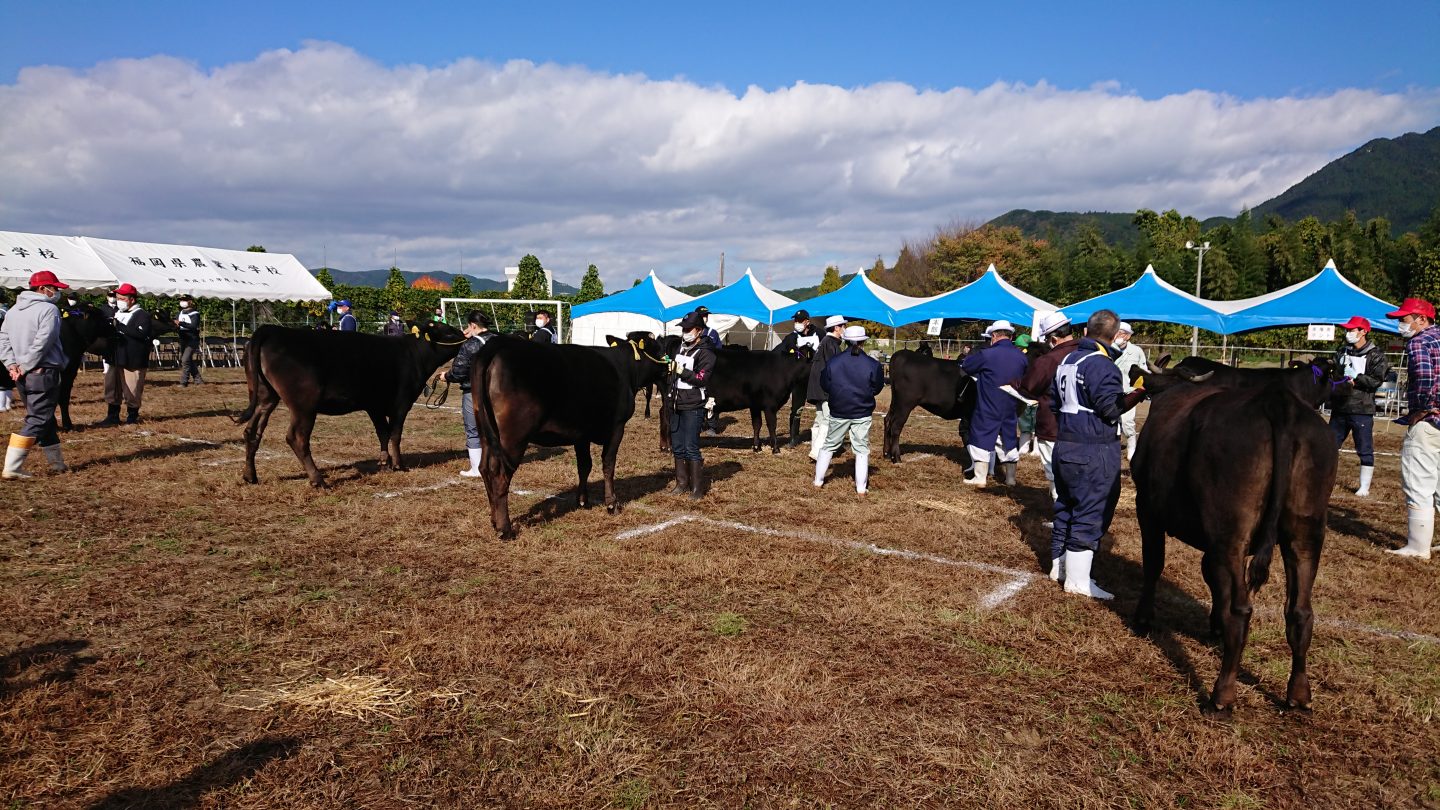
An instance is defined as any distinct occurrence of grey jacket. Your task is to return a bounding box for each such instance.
[0,291,66,372]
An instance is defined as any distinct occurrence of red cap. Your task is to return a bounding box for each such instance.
[1341,316,1371,331]
[1386,297,1435,320]
[28,270,70,289]
[114,282,139,297]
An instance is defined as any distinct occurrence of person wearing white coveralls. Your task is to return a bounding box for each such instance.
[1112,322,1150,462]
[806,315,847,461]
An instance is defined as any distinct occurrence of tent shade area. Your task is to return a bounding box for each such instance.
[661,269,797,324]
[1,230,330,302]
[900,264,1054,326]
[570,271,694,346]
[789,269,928,326]
[1215,260,1400,334]
[1060,265,1229,334]
[1,231,123,292]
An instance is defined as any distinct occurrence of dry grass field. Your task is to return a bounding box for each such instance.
[2,365,1438,808]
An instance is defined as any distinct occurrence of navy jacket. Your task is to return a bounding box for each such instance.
[108,308,154,370]
[807,333,845,404]
[821,347,885,419]
[338,312,357,332]
[1050,337,1124,444]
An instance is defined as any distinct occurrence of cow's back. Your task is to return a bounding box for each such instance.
[709,349,807,410]
[479,339,628,443]
[250,326,428,414]
[889,350,969,419]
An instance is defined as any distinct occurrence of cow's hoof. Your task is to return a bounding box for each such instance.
[1201,701,1233,719]
[309,480,329,490]
[771,447,781,455]
[752,446,762,453]
[242,476,258,485]
[499,531,516,542]
[606,502,620,515]
[1281,701,1312,715]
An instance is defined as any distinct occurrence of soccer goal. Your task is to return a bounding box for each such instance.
[438,297,570,342]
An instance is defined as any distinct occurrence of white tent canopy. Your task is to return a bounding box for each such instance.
[1,230,330,301]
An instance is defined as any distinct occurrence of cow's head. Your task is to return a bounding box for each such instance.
[1290,356,1353,407]
[607,332,671,387]
[408,320,467,345]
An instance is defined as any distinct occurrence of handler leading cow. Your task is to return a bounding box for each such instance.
[961,319,1028,485]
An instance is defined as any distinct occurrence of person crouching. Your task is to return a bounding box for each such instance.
[668,312,716,500]
[815,326,885,494]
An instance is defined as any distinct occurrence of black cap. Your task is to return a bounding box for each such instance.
[793,309,809,321]
[465,310,492,328]
[694,305,710,316]
[680,312,705,330]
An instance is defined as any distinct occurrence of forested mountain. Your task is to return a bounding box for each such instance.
[319,267,580,295]
[1251,126,1440,235]
[987,210,1142,248]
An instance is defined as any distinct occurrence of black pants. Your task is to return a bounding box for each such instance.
[1331,412,1374,465]
[179,338,201,382]
[670,408,703,462]
[18,367,61,446]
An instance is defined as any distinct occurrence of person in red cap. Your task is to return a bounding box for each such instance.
[1388,297,1440,559]
[1331,316,1391,497]
[95,282,154,426]
[0,271,73,478]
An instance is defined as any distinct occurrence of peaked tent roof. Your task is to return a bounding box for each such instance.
[1,230,120,292]
[1213,260,1400,334]
[1059,265,1229,333]
[788,269,928,327]
[899,264,1055,325]
[570,271,694,320]
[661,268,798,323]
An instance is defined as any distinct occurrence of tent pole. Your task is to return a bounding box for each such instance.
[231,301,237,355]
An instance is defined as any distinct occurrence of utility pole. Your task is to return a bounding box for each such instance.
[718,252,725,287]
[1186,240,1211,356]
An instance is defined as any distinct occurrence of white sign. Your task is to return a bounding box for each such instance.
[1307,324,1336,342]
[927,317,944,336]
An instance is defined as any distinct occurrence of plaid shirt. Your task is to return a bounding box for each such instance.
[1405,325,1440,427]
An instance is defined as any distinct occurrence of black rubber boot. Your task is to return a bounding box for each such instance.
[94,404,122,427]
[125,407,141,425]
[1000,461,1017,486]
[669,457,690,496]
[788,413,802,447]
[687,458,706,501]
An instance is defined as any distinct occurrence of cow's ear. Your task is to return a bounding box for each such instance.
[605,334,623,345]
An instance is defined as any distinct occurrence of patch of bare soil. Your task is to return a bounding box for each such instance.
[1,369,1437,808]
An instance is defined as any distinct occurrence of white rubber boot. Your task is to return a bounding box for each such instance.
[809,420,828,462]
[0,389,11,411]
[41,444,68,473]
[1354,465,1373,497]
[1048,556,1064,582]
[460,447,483,478]
[3,434,35,480]
[1390,508,1434,559]
[1126,435,1138,462]
[1063,549,1114,600]
[813,450,833,487]
[855,452,869,494]
[965,460,989,486]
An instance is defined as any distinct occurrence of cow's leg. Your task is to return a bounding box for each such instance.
[764,407,780,454]
[750,406,763,453]
[658,392,672,452]
[574,441,593,508]
[602,426,623,514]
[1132,516,1167,636]
[479,445,514,540]
[285,409,327,488]
[387,410,410,471]
[1204,549,1252,716]
[367,411,394,469]
[787,388,805,447]
[58,366,78,432]
[882,403,914,463]
[242,389,280,485]
[1280,532,1320,711]
[643,384,653,418]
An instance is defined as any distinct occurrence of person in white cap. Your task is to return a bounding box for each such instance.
[806,315,848,460]
[1017,311,1078,553]
[960,319,1028,485]
[1112,322,1150,462]
[815,325,885,493]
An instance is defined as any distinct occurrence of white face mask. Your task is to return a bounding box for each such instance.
[180,301,192,309]
[1345,330,1362,344]
[534,318,546,328]
[1400,321,1417,338]
[391,315,400,322]
[794,322,804,332]
[683,330,699,344]
[116,300,132,313]
[1114,337,1130,349]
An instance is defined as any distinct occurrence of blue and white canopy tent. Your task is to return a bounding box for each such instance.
[661,268,798,324]
[569,271,694,346]
[899,264,1055,327]
[1059,265,1230,333]
[1214,260,1400,334]
[789,268,928,327]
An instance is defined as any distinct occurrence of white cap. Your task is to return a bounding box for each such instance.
[1117,322,1134,335]
[825,315,847,329]
[1037,311,1072,337]
[842,325,868,342]
[984,319,1015,336]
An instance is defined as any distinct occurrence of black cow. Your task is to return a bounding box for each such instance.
[657,337,813,454]
[236,321,465,487]
[1132,357,1348,715]
[881,349,977,463]
[471,332,671,540]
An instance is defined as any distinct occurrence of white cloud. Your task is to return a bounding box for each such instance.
[2,42,1437,290]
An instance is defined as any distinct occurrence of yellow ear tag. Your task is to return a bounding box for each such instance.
[410,325,420,337]
[424,332,431,341]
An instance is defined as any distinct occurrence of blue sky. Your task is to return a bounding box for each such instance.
[2,1,1438,287]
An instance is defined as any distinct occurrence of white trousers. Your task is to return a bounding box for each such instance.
[1401,420,1440,511]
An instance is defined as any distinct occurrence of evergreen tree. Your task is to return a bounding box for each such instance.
[512,254,548,300]
[384,266,408,310]
[450,274,472,298]
[577,264,604,303]
[818,265,844,294]
[246,245,267,252]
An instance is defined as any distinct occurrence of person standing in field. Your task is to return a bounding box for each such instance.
[0,271,72,479]
[336,300,357,332]
[815,325,885,494]
[1389,298,1440,559]
[1112,322,1150,462]
[668,311,716,500]
[961,320,1028,486]
[96,282,153,426]
[176,295,203,386]
[1330,316,1390,498]
[806,315,847,461]
[441,311,495,478]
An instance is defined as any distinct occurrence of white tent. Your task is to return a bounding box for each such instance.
[570,271,695,346]
[1,231,122,291]
[1,230,330,301]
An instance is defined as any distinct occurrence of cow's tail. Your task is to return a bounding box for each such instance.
[231,329,265,425]
[1248,393,1292,593]
[473,350,517,476]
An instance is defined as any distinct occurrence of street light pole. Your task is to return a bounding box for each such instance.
[1186,240,1211,356]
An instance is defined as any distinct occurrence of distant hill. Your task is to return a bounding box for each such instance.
[776,273,856,302]
[988,125,1440,241]
[316,267,579,296]
[1251,125,1440,235]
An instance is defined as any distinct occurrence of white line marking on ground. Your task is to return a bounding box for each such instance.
[136,430,222,446]
[374,479,469,498]
[1339,448,1401,458]
[901,453,934,463]
[1322,618,1440,645]
[615,514,1035,609]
